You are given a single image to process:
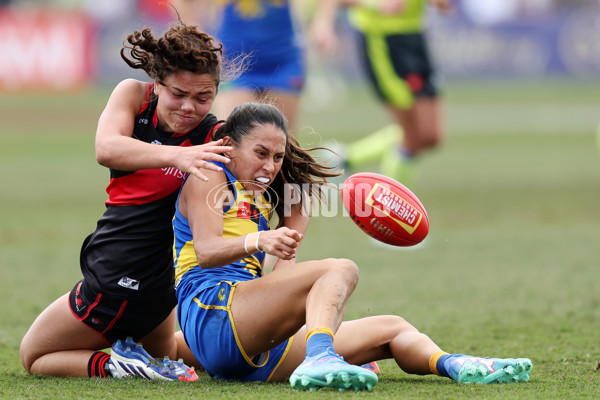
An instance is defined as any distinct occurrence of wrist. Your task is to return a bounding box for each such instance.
[244,232,263,254]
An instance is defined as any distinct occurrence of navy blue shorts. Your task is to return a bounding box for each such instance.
[69,279,176,344]
[178,280,293,382]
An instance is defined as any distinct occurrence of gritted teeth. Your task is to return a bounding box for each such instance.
[256,177,270,184]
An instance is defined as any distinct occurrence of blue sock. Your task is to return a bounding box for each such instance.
[306,333,334,357]
[436,353,464,378]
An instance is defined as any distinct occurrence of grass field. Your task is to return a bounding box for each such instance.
[1,78,599,399]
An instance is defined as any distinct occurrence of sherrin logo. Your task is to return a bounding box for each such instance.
[365,183,422,234]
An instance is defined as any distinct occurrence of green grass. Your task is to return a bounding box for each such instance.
[1,79,599,399]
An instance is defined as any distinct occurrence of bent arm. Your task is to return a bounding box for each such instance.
[180,170,303,268]
[95,79,179,170]
[95,79,231,180]
[271,203,309,271]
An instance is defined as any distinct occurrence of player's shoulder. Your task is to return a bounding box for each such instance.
[106,79,152,113]
[182,166,229,209]
[189,164,228,190]
[113,78,150,94]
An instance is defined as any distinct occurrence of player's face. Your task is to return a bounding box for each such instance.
[227,124,286,194]
[154,71,217,133]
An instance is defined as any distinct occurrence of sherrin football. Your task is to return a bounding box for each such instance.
[341,172,429,246]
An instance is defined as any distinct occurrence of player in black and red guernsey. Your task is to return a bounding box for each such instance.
[21,22,233,380]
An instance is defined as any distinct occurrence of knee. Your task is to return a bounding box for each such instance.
[327,258,359,289]
[20,338,35,375]
[385,315,413,331]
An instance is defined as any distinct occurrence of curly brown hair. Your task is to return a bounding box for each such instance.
[120,24,223,86]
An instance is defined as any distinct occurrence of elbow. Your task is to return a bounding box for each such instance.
[95,141,112,167]
[194,243,226,269]
[196,257,210,269]
[194,244,212,268]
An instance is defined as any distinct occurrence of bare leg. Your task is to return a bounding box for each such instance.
[213,87,301,130]
[388,96,444,156]
[136,308,178,360]
[270,315,441,381]
[261,90,301,129]
[174,330,203,370]
[212,89,255,120]
[21,293,181,377]
[230,258,359,358]
[20,293,109,377]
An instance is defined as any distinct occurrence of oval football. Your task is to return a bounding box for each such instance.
[341,172,429,246]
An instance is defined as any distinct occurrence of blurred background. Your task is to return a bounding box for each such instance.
[1,0,598,140]
[0,0,598,90]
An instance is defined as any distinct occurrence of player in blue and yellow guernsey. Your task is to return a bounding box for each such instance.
[172,102,533,390]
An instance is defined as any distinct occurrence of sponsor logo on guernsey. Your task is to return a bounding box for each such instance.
[161,166,187,179]
[236,201,262,224]
[151,139,162,145]
[366,183,422,234]
[118,276,140,290]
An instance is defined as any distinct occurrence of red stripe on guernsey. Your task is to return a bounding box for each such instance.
[106,140,193,206]
[102,300,128,337]
[207,122,223,143]
[138,83,152,114]
[106,166,189,206]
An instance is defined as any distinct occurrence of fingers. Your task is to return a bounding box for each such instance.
[188,166,209,182]
[199,151,231,164]
[265,228,303,260]
[178,140,233,181]
[285,229,304,243]
[194,140,232,165]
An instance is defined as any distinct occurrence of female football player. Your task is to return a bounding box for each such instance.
[20,22,232,380]
[172,101,533,390]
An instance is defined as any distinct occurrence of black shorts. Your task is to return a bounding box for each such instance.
[69,279,177,345]
[357,31,439,108]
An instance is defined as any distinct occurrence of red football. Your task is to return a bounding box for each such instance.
[341,172,429,246]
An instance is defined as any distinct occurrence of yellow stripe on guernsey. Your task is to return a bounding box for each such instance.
[349,0,425,35]
[173,174,272,285]
[217,0,284,18]
[221,179,272,278]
